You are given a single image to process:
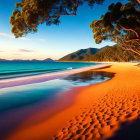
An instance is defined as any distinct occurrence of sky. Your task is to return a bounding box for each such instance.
[0,0,128,60]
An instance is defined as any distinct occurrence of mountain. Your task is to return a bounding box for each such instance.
[0,58,54,62]
[43,58,54,62]
[58,48,100,61]
[0,59,7,61]
[85,45,140,62]
[58,45,140,62]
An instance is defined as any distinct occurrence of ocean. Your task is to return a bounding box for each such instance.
[0,61,98,79]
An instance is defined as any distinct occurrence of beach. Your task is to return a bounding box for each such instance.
[3,63,140,140]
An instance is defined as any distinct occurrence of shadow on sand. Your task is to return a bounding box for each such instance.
[108,118,140,140]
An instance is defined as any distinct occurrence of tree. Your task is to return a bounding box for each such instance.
[90,0,140,55]
[10,0,105,38]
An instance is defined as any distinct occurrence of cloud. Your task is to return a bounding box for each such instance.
[18,49,34,52]
[37,38,46,42]
[0,33,31,41]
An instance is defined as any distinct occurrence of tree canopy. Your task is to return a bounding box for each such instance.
[10,0,105,38]
[90,0,140,55]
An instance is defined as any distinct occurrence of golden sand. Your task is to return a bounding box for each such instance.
[6,63,140,140]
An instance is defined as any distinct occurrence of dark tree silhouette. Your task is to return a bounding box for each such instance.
[10,0,105,38]
[90,0,140,55]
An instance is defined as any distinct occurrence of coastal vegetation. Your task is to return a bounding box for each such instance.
[59,45,140,62]
[84,45,140,62]
[90,0,140,55]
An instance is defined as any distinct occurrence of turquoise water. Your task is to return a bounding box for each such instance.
[0,62,114,139]
[0,62,98,79]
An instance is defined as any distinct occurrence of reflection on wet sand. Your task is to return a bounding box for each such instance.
[64,71,115,84]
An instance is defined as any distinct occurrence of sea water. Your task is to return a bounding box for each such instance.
[0,61,98,79]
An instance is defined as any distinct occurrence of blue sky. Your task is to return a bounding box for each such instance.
[0,0,128,60]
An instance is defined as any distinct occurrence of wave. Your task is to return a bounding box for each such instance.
[0,68,64,80]
[0,68,41,72]
[67,67,72,70]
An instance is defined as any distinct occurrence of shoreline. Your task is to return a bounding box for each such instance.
[0,63,111,89]
[0,65,114,140]
[4,62,140,140]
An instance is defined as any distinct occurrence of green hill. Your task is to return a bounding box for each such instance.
[58,45,140,62]
[84,46,140,62]
[58,48,101,61]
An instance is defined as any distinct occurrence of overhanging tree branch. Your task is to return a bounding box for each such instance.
[119,24,140,43]
[113,38,140,55]
[38,0,79,25]
[57,0,79,16]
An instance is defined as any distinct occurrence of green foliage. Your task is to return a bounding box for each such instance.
[10,0,105,38]
[59,45,140,62]
[90,0,140,55]
[84,45,140,62]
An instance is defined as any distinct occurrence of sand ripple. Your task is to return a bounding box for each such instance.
[53,87,140,140]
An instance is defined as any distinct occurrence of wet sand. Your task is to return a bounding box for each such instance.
[5,63,140,140]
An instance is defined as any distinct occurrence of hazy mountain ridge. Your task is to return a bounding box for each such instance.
[0,58,54,62]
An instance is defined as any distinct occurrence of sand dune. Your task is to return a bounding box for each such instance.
[5,63,140,140]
